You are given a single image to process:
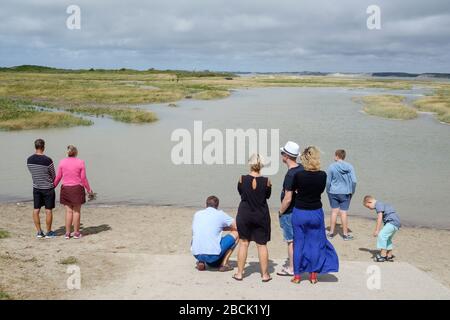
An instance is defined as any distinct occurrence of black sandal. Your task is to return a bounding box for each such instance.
[374,254,387,262]
[386,255,395,262]
[232,274,243,281]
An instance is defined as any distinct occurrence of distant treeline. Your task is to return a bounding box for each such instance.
[371,72,450,79]
[237,71,450,79]
[0,65,236,78]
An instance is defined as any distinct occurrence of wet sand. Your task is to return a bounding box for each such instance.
[0,203,449,299]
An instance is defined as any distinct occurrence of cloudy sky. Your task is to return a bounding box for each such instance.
[1,0,449,72]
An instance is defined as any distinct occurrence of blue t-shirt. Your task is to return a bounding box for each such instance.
[375,201,401,229]
[191,207,234,255]
[280,164,304,214]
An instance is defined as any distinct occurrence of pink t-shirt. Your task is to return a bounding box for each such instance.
[54,157,91,192]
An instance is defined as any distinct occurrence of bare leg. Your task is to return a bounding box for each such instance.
[65,205,74,235]
[287,241,294,272]
[72,205,81,233]
[257,244,271,281]
[221,250,234,267]
[386,250,393,258]
[45,209,53,233]
[340,210,349,235]
[33,209,42,233]
[329,208,339,234]
[380,249,388,257]
[235,239,249,279]
[221,231,239,267]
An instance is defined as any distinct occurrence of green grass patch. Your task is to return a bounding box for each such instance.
[354,95,418,120]
[0,229,10,239]
[0,291,12,300]
[59,256,78,265]
[0,98,92,130]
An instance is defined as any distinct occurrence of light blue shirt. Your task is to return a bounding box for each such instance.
[326,160,357,195]
[191,207,234,255]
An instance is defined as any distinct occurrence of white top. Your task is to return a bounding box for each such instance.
[191,207,234,255]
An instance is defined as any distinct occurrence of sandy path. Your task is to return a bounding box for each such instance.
[68,254,450,300]
[0,203,449,299]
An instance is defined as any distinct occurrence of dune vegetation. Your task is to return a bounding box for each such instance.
[353,95,418,120]
[0,98,92,131]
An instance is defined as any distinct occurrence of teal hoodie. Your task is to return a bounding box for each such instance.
[326,160,357,195]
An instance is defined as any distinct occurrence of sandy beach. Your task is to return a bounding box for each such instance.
[0,203,449,299]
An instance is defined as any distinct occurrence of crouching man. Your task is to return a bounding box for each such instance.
[191,195,239,272]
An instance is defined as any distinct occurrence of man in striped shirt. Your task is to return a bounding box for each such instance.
[27,139,56,239]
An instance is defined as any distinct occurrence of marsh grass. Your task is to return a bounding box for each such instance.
[413,87,450,124]
[0,98,92,130]
[354,95,418,120]
[192,90,230,100]
[254,76,413,90]
[2,67,450,127]
[0,229,10,239]
[59,256,78,265]
[66,105,158,123]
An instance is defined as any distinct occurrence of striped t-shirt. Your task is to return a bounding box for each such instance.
[27,154,56,190]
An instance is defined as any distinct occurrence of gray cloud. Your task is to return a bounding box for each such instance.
[0,0,449,72]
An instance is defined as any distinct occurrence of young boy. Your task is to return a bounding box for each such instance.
[326,149,357,241]
[363,195,401,262]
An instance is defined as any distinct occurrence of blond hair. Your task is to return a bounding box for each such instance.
[300,146,321,171]
[67,145,78,157]
[248,153,264,173]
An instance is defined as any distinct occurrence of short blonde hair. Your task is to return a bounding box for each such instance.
[300,146,321,171]
[248,153,265,173]
[67,145,78,157]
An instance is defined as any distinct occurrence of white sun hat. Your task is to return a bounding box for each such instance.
[280,141,300,158]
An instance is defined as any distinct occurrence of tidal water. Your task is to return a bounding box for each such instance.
[1,87,449,228]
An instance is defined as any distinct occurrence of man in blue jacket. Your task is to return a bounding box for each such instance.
[326,149,357,241]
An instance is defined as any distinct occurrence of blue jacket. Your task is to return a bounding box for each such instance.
[326,161,357,195]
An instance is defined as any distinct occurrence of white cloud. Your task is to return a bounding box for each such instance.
[172,18,194,32]
[0,0,449,72]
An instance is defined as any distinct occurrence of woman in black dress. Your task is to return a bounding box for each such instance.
[233,154,272,282]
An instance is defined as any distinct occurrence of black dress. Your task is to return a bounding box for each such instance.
[236,175,272,245]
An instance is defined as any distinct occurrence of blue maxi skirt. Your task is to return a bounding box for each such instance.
[292,207,339,275]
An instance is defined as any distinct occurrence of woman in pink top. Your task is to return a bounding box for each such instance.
[54,145,94,239]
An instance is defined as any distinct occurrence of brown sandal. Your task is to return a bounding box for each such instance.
[219,265,233,272]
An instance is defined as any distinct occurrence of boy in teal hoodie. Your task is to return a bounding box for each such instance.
[326,149,357,240]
